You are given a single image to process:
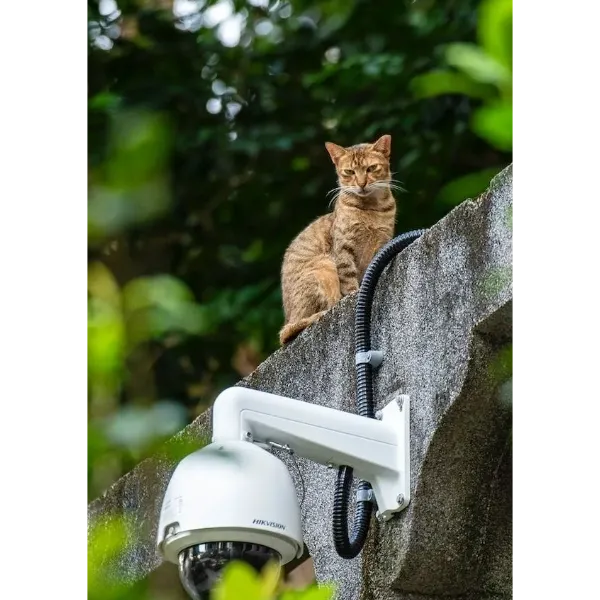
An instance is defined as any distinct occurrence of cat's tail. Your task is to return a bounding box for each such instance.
[279,311,327,345]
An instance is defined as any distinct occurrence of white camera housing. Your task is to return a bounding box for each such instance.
[157,439,304,565]
[157,386,410,570]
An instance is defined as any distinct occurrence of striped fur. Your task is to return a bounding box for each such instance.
[279,135,397,345]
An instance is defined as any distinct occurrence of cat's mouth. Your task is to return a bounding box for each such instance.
[352,188,376,198]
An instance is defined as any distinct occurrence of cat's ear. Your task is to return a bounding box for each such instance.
[371,134,392,158]
[325,142,346,165]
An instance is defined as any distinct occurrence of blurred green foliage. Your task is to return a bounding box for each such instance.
[89,110,174,241]
[88,520,332,600]
[88,0,511,427]
[412,0,512,147]
[88,0,512,597]
[490,343,512,385]
[412,0,512,202]
[213,561,334,600]
[88,517,149,600]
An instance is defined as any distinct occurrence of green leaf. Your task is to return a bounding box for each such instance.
[411,69,495,100]
[88,262,122,308]
[258,561,281,597]
[212,561,262,600]
[280,584,336,600]
[478,0,513,71]
[88,517,128,587]
[89,91,121,111]
[122,275,195,315]
[88,298,125,379]
[471,101,513,151]
[88,108,174,243]
[295,585,336,600]
[125,303,210,347]
[445,43,511,87]
[489,343,513,384]
[106,110,172,188]
[102,402,188,451]
[242,239,265,263]
[437,167,504,206]
[120,275,210,347]
[88,423,112,466]
[88,177,172,241]
[88,515,151,600]
[292,157,310,171]
[158,433,210,464]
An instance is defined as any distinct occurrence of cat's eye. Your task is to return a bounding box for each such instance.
[342,169,355,176]
[366,165,380,173]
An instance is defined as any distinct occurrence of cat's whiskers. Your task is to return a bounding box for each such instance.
[326,189,342,199]
[326,184,355,208]
[386,178,407,189]
[371,179,407,193]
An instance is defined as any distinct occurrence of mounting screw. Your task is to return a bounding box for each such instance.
[377,512,391,522]
[375,410,383,420]
[244,431,253,441]
[327,462,334,469]
[396,494,404,506]
[166,525,178,538]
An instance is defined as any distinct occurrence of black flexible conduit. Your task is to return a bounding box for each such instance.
[332,229,427,559]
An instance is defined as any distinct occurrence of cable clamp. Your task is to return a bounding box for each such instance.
[355,350,384,368]
[356,488,374,503]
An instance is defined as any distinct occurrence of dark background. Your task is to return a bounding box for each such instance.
[88,0,511,500]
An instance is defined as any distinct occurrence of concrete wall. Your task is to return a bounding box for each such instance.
[88,164,513,600]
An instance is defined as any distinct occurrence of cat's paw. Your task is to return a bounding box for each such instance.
[341,281,359,296]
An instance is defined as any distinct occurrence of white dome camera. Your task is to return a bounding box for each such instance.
[157,440,303,599]
[157,386,411,599]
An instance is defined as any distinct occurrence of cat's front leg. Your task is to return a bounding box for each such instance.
[340,278,359,296]
[333,241,359,296]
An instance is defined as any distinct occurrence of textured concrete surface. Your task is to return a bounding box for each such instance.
[513,160,521,296]
[88,165,513,600]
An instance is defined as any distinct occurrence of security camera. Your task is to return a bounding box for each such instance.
[157,440,303,599]
[157,386,410,599]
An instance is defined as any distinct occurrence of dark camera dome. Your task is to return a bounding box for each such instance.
[178,542,282,600]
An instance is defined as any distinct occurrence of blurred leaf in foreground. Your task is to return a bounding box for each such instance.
[88,516,149,600]
[88,262,126,407]
[211,560,335,600]
[437,167,504,206]
[411,69,495,100]
[471,101,513,151]
[88,109,173,243]
[478,0,513,69]
[445,42,510,88]
[411,0,512,152]
[489,343,512,385]
[123,275,211,348]
[103,400,188,452]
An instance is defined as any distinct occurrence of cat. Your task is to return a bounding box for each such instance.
[279,134,398,345]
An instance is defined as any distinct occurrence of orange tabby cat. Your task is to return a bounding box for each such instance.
[279,134,397,345]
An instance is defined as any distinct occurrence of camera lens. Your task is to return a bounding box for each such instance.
[178,542,282,600]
